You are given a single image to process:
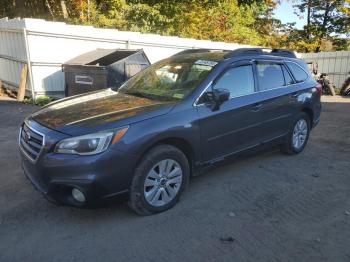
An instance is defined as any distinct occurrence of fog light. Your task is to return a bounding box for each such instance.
[72,188,86,203]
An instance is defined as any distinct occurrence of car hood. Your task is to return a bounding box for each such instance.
[29,89,175,136]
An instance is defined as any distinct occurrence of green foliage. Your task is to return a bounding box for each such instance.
[23,96,55,106]
[289,0,350,52]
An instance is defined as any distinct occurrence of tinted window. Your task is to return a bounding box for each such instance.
[214,65,255,98]
[257,63,285,90]
[282,65,294,85]
[286,62,308,82]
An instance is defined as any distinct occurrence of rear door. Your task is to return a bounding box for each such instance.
[254,60,296,142]
[197,61,266,162]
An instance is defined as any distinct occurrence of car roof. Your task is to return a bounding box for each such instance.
[170,50,229,62]
[172,48,297,63]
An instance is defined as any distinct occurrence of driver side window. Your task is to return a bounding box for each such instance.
[214,65,255,98]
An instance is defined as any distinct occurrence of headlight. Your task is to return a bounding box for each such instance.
[54,127,128,155]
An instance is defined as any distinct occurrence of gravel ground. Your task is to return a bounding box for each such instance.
[0,96,350,262]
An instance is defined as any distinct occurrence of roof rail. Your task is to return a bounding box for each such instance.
[225,48,296,58]
[172,49,228,56]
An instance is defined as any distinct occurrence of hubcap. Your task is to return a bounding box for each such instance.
[144,159,183,207]
[292,119,308,149]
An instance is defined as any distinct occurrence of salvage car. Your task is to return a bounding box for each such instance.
[19,48,322,215]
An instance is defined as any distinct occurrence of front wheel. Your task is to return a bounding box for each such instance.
[281,112,310,155]
[128,144,190,216]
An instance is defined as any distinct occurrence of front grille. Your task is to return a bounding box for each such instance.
[19,123,44,161]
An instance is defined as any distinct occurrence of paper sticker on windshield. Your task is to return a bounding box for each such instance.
[194,60,218,67]
[173,93,184,99]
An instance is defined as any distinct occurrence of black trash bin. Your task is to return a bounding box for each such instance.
[62,49,150,97]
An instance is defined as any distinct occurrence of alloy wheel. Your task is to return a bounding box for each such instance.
[292,119,308,149]
[144,159,183,207]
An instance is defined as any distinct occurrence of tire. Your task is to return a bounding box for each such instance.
[345,89,350,96]
[128,144,190,216]
[281,112,310,155]
[340,77,350,96]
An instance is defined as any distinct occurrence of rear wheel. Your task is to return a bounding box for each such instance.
[128,144,189,216]
[281,112,310,155]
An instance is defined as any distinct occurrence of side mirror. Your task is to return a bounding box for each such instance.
[198,88,230,110]
[210,88,230,111]
[213,88,230,103]
[198,91,215,104]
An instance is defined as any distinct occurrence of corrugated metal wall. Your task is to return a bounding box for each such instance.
[0,18,252,98]
[0,18,30,94]
[300,51,350,89]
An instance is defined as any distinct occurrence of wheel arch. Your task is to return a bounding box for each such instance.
[301,107,314,128]
[136,137,198,176]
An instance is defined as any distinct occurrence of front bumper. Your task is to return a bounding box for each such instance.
[19,121,137,207]
[21,148,137,207]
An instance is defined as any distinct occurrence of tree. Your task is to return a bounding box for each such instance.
[1,0,14,18]
[83,0,278,46]
[293,0,350,52]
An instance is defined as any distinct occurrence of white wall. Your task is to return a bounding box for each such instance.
[0,18,29,93]
[0,18,252,98]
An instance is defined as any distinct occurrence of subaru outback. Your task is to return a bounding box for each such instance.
[19,48,322,215]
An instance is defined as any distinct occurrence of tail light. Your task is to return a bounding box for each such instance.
[315,83,322,96]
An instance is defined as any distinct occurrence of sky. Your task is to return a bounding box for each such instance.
[273,1,306,29]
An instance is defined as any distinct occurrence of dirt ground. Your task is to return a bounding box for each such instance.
[0,96,350,262]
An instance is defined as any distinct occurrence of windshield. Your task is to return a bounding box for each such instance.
[118,54,221,102]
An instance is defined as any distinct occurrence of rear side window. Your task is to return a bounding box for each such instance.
[214,65,255,98]
[256,63,285,90]
[286,62,308,83]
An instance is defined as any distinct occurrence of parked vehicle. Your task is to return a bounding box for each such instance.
[308,61,335,96]
[340,72,350,96]
[318,73,336,96]
[19,48,322,215]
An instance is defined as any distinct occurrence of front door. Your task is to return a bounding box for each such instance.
[197,62,265,162]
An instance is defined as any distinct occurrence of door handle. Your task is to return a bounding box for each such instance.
[290,92,299,98]
[251,103,263,112]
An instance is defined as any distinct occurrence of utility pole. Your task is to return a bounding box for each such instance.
[61,0,69,19]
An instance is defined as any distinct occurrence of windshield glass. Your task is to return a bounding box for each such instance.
[118,53,223,102]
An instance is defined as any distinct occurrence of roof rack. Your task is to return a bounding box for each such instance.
[224,48,296,58]
[172,49,229,56]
